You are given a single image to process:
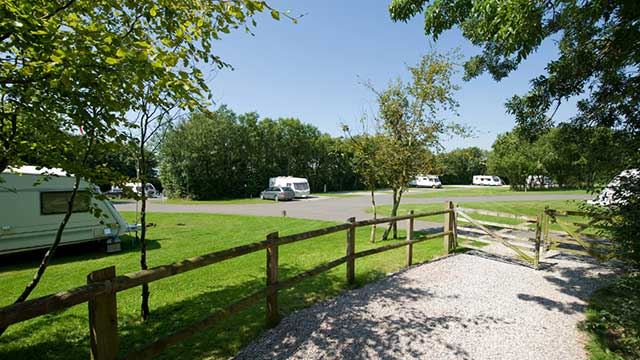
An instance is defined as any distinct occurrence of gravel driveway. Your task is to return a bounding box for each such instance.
[235,252,616,360]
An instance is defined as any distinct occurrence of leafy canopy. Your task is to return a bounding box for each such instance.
[0,0,282,174]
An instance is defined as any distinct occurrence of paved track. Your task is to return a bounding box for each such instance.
[116,192,592,223]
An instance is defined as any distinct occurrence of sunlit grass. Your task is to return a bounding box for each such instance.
[0,212,453,359]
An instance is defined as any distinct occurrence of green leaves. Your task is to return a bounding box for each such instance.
[270,10,280,20]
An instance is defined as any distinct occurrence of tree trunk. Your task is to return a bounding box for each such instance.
[382,188,401,240]
[369,188,377,243]
[139,144,150,321]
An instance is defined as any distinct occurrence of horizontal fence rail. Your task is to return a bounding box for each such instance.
[0,204,458,360]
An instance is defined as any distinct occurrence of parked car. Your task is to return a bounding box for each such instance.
[260,187,296,201]
[269,176,310,198]
[472,175,504,186]
[409,175,442,188]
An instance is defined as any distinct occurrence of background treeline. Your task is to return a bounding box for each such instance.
[487,125,636,190]
[436,147,488,184]
[159,106,362,199]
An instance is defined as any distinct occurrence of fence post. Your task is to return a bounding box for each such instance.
[346,217,356,286]
[543,206,550,253]
[406,210,414,267]
[444,201,455,253]
[534,214,542,269]
[88,266,118,360]
[266,232,279,328]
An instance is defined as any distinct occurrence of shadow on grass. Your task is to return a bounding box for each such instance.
[0,263,394,360]
[0,235,161,273]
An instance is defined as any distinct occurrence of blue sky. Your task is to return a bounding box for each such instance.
[205,0,577,150]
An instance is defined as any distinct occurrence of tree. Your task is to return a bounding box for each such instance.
[160,108,362,200]
[389,0,640,136]
[1,0,287,329]
[370,52,462,239]
[438,147,487,184]
[343,124,385,243]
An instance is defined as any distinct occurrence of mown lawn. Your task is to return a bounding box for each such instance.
[404,185,590,199]
[151,197,268,205]
[0,212,453,359]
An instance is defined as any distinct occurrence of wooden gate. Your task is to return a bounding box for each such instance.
[454,206,543,268]
[542,208,613,261]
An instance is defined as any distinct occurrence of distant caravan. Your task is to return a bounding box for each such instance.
[409,175,442,188]
[472,175,504,186]
[268,176,310,198]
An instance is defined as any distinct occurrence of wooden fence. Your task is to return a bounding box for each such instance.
[454,206,543,268]
[543,208,613,261]
[0,202,458,360]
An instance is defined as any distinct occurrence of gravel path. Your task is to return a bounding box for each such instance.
[235,252,617,360]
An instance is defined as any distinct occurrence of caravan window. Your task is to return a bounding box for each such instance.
[293,182,309,190]
[40,191,91,215]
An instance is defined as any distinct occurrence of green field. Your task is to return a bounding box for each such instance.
[371,199,592,233]
[150,197,268,205]
[0,212,455,360]
[405,186,590,199]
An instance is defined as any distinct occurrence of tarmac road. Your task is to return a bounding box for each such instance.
[115,191,592,223]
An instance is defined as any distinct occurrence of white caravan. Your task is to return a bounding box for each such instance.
[409,175,442,188]
[107,183,157,198]
[125,182,157,198]
[0,166,135,255]
[269,176,310,198]
[588,169,640,206]
[526,175,554,189]
[472,175,504,186]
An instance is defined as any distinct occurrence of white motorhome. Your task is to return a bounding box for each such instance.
[125,182,157,198]
[472,175,504,186]
[107,183,157,199]
[526,175,554,189]
[0,166,135,255]
[588,169,640,206]
[269,176,310,198]
[409,175,442,188]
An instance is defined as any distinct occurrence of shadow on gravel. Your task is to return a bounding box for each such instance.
[515,253,619,315]
[235,271,510,360]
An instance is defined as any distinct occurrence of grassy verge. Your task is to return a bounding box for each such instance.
[150,197,268,205]
[0,212,455,359]
[404,185,589,199]
[371,199,591,232]
[582,273,640,360]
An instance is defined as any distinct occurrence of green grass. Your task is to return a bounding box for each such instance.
[371,199,592,233]
[582,273,640,360]
[152,197,268,205]
[405,185,589,199]
[0,212,454,360]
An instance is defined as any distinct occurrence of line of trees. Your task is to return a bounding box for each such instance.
[159,106,362,199]
[487,125,636,190]
[436,147,488,185]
